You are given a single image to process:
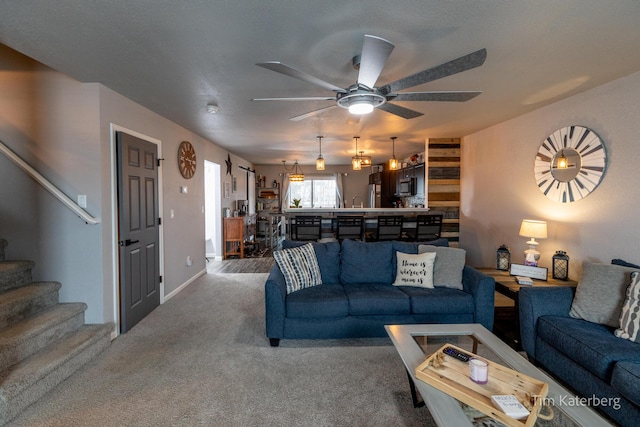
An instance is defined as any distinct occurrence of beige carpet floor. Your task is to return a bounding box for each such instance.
[7,273,436,427]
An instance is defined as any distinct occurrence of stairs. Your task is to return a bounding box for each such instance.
[0,239,113,425]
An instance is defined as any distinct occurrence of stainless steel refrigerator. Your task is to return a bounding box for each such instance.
[368,184,381,208]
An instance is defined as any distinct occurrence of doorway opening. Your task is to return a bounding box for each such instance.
[205,160,221,260]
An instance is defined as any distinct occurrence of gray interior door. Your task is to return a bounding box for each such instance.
[116,131,160,333]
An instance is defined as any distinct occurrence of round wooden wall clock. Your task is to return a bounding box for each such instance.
[534,125,606,203]
[178,141,196,179]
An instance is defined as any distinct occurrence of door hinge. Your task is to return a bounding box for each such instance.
[157,158,164,167]
[159,275,163,283]
[158,217,162,225]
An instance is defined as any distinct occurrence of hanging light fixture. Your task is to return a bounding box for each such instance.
[351,136,362,171]
[358,151,372,167]
[315,135,325,171]
[389,137,398,170]
[556,149,569,169]
[282,160,305,182]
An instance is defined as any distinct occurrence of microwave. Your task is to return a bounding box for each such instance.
[398,177,416,196]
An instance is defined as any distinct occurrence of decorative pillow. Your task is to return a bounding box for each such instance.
[418,245,466,290]
[393,251,436,288]
[282,239,341,284]
[272,243,322,294]
[615,271,640,343]
[569,261,636,327]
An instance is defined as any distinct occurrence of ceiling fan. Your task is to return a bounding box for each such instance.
[252,35,487,121]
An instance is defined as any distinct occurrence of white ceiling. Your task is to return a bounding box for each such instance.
[2,1,640,166]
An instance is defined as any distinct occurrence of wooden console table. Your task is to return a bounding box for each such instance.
[223,214,256,259]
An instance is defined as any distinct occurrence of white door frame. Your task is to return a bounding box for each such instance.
[109,124,164,337]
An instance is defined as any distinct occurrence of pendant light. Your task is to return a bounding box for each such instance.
[315,135,325,170]
[389,137,398,170]
[351,136,362,171]
[282,160,304,182]
[358,151,372,167]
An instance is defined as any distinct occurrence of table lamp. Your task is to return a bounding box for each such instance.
[519,219,547,267]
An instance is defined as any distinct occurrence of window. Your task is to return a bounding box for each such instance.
[289,176,337,208]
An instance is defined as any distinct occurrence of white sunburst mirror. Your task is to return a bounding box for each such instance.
[534,125,607,203]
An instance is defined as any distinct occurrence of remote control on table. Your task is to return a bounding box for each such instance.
[442,346,471,363]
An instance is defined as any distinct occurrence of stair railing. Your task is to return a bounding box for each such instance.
[0,139,101,224]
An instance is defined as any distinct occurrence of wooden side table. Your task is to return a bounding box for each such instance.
[478,268,578,349]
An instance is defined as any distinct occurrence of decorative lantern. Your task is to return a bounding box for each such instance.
[552,250,570,281]
[496,244,511,271]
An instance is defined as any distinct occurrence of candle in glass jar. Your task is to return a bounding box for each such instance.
[469,358,488,384]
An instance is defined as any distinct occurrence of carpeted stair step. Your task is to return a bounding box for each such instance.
[0,282,62,330]
[0,303,87,373]
[0,261,35,293]
[0,322,113,426]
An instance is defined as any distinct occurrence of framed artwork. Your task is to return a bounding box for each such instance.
[232,176,237,192]
[224,182,230,199]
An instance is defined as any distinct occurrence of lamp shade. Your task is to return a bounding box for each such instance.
[519,220,548,239]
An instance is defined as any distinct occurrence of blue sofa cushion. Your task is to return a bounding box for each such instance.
[340,240,394,284]
[537,315,640,381]
[285,284,348,318]
[343,283,410,315]
[612,361,640,407]
[398,286,474,315]
[282,239,341,284]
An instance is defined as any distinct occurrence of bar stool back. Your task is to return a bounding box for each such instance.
[336,216,364,241]
[294,216,322,241]
[375,215,404,241]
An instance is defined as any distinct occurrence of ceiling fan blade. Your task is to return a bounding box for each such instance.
[289,105,337,121]
[382,48,487,94]
[252,96,335,101]
[256,62,343,92]
[391,91,482,102]
[357,35,395,88]
[377,103,423,119]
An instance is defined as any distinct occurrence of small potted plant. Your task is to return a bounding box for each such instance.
[292,198,301,208]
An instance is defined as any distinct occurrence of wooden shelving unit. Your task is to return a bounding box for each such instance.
[428,138,461,246]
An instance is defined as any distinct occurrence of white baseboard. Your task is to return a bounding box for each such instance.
[163,268,207,302]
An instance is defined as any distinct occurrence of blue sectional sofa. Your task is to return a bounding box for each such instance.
[519,265,640,427]
[265,238,495,347]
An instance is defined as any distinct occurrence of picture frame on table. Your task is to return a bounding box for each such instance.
[510,263,548,281]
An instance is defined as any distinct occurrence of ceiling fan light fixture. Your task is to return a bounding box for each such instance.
[348,99,374,115]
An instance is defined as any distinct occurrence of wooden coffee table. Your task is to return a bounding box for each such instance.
[385,324,611,427]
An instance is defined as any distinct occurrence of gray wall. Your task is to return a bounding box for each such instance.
[0,44,253,327]
[461,71,640,278]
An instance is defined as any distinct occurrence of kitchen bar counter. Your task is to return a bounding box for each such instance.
[279,208,433,240]
[282,207,429,217]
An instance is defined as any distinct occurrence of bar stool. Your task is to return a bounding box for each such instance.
[404,214,443,242]
[294,216,322,241]
[373,215,404,241]
[336,216,364,241]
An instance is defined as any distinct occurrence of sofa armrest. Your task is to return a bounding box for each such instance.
[265,265,287,339]
[518,286,575,360]
[462,266,495,331]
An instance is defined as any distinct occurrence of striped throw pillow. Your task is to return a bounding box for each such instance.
[273,243,322,294]
[615,271,640,343]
